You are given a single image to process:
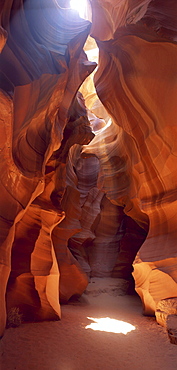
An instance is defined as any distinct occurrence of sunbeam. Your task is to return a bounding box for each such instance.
[70,0,88,19]
[85,317,136,335]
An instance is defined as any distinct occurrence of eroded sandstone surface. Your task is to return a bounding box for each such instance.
[0,0,177,339]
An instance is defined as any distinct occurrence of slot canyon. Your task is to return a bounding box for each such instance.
[0,0,177,368]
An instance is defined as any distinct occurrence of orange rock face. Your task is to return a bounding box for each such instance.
[1,0,177,337]
[89,0,177,317]
[0,0,96,336]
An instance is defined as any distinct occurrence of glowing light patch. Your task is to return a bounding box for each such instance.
[85,317,136,335]
[85,47,99,60]
[70,0,88,19]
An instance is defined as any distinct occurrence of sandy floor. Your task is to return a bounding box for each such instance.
[1,278,177,370]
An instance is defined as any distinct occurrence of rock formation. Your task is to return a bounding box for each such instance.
[89,0,177,334]
[1,0,177,340]
[0,0,96,336]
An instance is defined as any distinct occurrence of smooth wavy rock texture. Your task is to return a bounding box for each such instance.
[0,0,96,336]
[1,0,177,338]
[89,0,177,317]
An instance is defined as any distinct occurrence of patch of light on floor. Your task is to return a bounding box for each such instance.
[85,317,136,335]
[70,0,88,19]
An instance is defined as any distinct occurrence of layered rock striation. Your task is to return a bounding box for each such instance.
[1,0,177,339]
[89,0,177,321]
[0,0,96,336]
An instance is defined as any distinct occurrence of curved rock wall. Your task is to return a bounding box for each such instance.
[0,0,96,336]
[1,0,177,336]
[89,0,177,316]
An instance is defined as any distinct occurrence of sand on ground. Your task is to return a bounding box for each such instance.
[1,278,177,370]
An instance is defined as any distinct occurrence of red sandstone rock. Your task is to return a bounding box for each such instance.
[89,0,177,322]
[0,0,96,336]
[1,0,177,340]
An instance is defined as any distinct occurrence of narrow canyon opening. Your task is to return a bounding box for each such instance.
[1,2,177,362]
